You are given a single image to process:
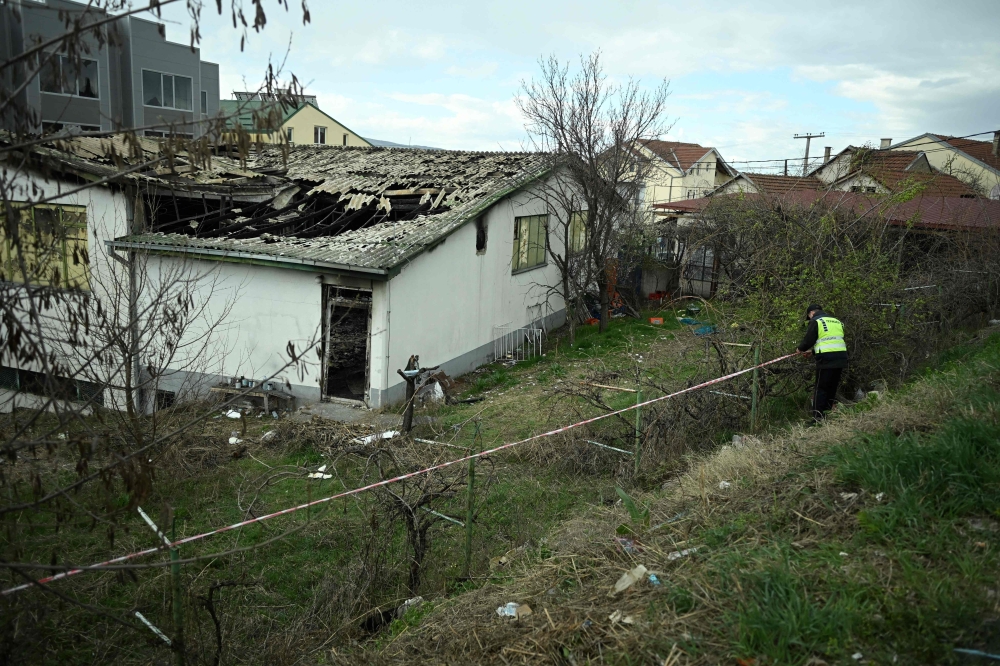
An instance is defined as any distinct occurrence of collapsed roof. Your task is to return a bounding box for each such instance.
[119,144,551,276]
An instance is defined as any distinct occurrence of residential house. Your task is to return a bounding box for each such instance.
[0,0,220,137]
[890,133,1000,199]
[633,140,736,204]
[813,147,979,197]
[220,92,371,147]
[2,137,569,412]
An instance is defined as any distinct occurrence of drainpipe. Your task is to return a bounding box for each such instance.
[126,187,142,414]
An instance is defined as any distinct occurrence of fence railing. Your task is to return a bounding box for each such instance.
[492,326,543,363]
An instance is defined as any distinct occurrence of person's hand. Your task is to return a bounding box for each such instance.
[801,350,813,359]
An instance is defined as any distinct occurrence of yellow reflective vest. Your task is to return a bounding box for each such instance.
[813,316,847,354]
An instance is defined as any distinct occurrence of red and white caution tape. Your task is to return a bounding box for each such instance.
[2,352,798,596]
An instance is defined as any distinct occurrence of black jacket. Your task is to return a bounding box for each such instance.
[797,310,849,369]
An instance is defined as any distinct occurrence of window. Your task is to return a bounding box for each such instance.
[0,365,104,406]
[39,54,98,98]
[142,70,193,110]
[512,214,547,272]
[314,126,327,144]
[686,189,697,199]
[286,128,294,144]
[568,211,587,254]
[850,185,877,193]
[684,246,715,283]
[155,390,176,411]
[343,133,348,146]
[200,90,208,116]
[475,216,487,254]
[0,203,89,290]
[41,122,100,134]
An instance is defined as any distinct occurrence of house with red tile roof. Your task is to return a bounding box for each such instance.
[813,147,980,198]
[890,133,1000,200]
[632,139,736,204]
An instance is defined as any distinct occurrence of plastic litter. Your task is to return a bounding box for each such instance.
[395,596,424,618]
[260,431,277,443]
[647,573,661,586]
[496,602,532,618]
[226,410,242,419]
[271,411,278,418]
[608,610,635,624]
[718,481,731,490]
[353,430,399,445]
[614,536,641,554]
[307,465,333,480]
[875,492,885,502]
[666,548,697,562]
[840,492,859,501]
[852,653,863,661]
[611,564,648,595]
[840,552,849,557]
[228,436,242,445]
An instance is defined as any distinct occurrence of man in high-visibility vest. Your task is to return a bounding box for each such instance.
[796,303,849,420]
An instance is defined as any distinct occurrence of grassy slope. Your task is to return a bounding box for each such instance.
[363,332,1000,665]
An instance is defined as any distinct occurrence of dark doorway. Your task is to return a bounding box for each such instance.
[321,286,372,402]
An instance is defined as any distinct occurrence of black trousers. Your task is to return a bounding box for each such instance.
[812,367,844,419]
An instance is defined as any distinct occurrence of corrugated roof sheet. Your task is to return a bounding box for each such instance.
[121,144,551,272]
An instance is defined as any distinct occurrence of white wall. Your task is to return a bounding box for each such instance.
[372,182,567,406]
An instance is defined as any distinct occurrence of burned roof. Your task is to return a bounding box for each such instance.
[116,145,551,275]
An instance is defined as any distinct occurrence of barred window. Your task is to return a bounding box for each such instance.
[0,203,90,290]
[684,246,715,283]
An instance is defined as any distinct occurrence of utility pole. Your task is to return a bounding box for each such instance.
[793,132,825,176]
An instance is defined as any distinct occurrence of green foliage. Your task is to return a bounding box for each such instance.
[615,486,649,534]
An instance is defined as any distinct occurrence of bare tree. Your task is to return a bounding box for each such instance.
[518,52,671,334]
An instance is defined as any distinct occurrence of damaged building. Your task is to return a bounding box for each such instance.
[86,142,567,408]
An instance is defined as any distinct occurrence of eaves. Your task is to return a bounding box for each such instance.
[106,239,390,280]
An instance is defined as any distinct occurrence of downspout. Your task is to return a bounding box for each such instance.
[126,187,142,414]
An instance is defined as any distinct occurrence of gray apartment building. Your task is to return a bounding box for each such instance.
[0,0,219,137]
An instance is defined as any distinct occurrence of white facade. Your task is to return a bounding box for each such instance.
[149,181,566,408]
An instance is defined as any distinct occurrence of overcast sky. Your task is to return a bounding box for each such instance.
[153,0,999,166]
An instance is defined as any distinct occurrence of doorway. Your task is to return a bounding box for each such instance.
[320,285,372,403]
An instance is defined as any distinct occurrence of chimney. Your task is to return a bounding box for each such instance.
[993,130,999,157]
[823,146,831,163]
[880,138,892,150]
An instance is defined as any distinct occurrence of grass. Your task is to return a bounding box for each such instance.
[365,332,1000,665]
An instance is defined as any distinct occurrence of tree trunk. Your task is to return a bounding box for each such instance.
[597,274,610,333]
[563,270,575,346]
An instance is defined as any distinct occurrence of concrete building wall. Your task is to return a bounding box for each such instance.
[147,180,567,410]
[370,185,566,406]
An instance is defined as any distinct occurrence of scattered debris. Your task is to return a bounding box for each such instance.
[614,536,641,554]
[718,481,732,490]
[260,430,277,443]
[611,564,648,595]
[495,602,532,619]
[353,430,399,445]
[840,492,859,501]
[395,596,424,618]
[666,548,698,562]
[608,610,635,625]
[875,492,885,502]
[271,411,278,418]
[228,436,242,445]
[307,467,332,479]
[647,573,662,586]
[839,552,849,557]
[852,653,863,661]
[226,410,242,419]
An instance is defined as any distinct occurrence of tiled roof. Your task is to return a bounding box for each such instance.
[638,140,715,171]
[654,190,1000,230]
[938,135,1000,172]
[738,173,824,195]
[855,151,978,197]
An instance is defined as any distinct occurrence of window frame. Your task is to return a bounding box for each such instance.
[39,53,100,99]
[286,127,294,144]
[568,211,588,254]
[512,214,548,274]
[0,202,90,291]
[141,69,194,110]
[314,126,327,145]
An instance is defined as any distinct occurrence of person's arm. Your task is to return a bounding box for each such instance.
[797,320,818,353]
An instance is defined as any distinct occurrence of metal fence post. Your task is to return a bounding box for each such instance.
[750,345,760,431]
[633,389,643,475]
[464,422,480,578]
[170,521,184,666]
